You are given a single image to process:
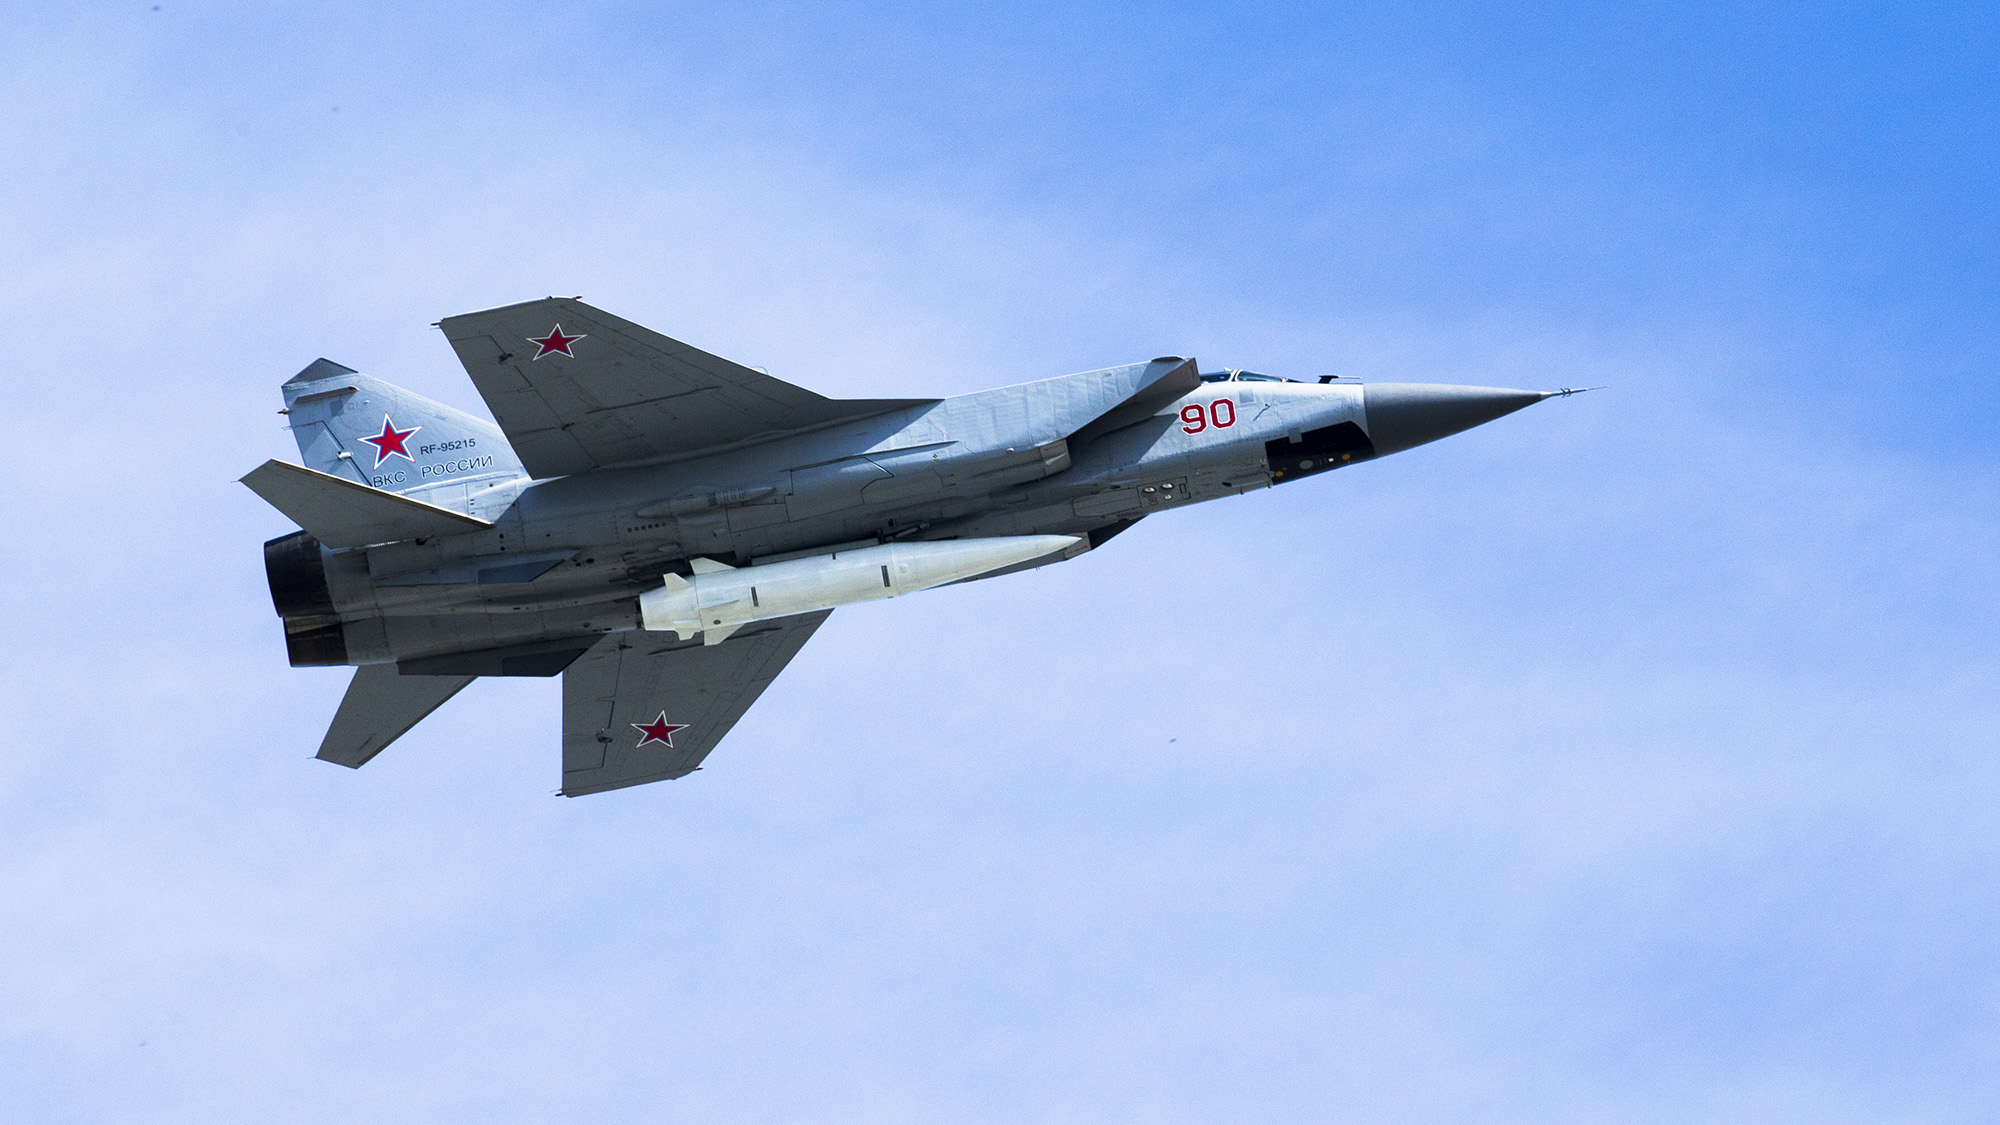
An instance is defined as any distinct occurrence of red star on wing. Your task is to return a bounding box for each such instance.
[359,414,422,467]
[528,323,586,359]
[632,711,690,748]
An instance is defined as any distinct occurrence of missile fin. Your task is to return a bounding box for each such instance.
[689,557,737,575]
[703,623,743,646]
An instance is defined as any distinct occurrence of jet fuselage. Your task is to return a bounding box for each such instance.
[274,374,1548,671]
[246,298,1566,793]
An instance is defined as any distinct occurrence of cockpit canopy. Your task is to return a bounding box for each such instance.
[1200,372,1296,384]
[1199,369,1353,385]
[1198,369,1290,384]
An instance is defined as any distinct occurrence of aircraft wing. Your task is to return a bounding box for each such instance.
[558,612,832,796]
[437,298,929,479]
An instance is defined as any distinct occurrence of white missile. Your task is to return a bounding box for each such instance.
[641,535,1082,644]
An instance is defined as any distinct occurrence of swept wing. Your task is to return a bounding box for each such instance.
[437,298,929,478]
[559,612,832,796]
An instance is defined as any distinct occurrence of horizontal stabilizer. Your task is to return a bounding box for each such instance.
[317,664,475,768]
[241,459,492,548]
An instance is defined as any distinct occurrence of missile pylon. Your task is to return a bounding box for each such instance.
[640,535,1083,645]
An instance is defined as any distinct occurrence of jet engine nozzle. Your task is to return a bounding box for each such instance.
[264,531,334,618]
[263,530,349,666]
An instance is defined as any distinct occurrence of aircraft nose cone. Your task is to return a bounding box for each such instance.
[1361,383,1549,457]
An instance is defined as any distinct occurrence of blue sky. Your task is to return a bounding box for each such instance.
[2,2,1997,1120]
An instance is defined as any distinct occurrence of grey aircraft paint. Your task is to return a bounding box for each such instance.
[244,297,1577,795]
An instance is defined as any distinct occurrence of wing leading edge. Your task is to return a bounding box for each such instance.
[559,612,832,796]
[437,298,931,479]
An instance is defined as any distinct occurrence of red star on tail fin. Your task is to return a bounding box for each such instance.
[359,415,422,467]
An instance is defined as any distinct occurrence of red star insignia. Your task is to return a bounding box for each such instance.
[528,324,586,359]
[358,414,422,467]
[632,711,689,748]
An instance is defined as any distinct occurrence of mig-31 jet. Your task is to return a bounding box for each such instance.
[244,297,1580,795]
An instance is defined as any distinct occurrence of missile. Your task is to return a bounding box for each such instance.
[641,535,1082,644]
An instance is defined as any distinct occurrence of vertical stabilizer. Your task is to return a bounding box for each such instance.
[281,361,528,504]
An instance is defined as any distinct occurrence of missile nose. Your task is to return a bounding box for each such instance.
[1360,383,1552,457]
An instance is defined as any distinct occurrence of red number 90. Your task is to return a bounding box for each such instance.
[1181,398,1236,434]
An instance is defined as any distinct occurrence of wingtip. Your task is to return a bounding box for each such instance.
[1540,385,1608,399]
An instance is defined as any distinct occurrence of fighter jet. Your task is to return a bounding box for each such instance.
[244,297,1577,795]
